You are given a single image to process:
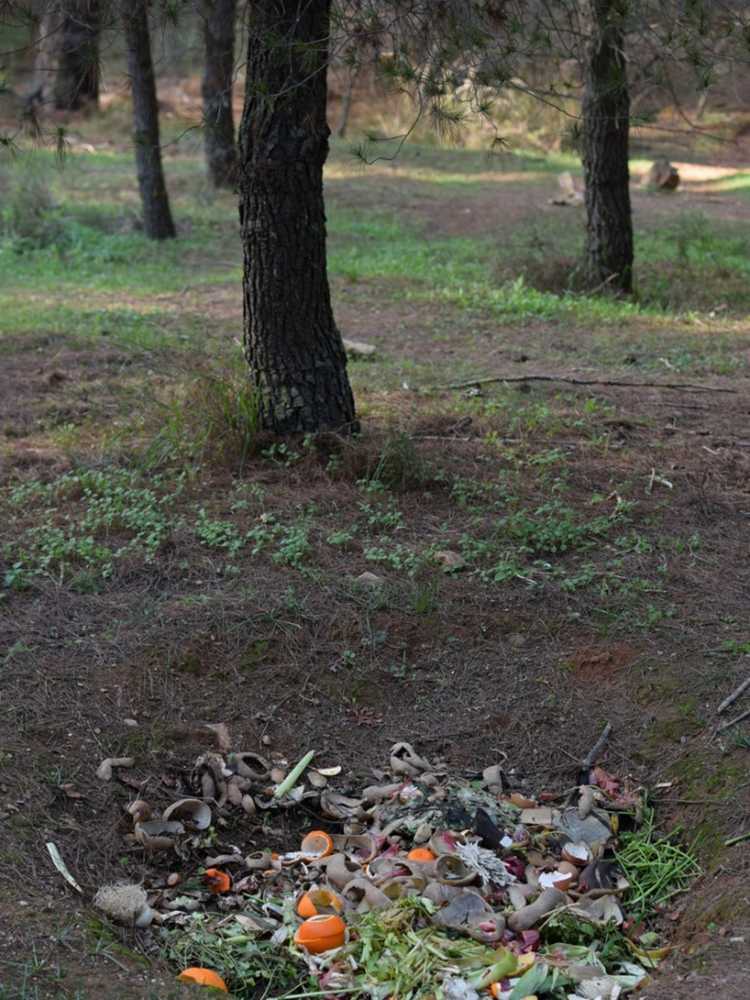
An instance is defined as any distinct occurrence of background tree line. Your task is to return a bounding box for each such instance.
[2,0,749,434]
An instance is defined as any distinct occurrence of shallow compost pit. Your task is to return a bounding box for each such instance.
[81,729,703,1000]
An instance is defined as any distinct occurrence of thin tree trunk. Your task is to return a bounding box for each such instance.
[336,67,358,139]
[54,0,100,110]
[238,0,357,434]
[122,0,176,240]
[581,0,633,294]
[29,9,62,107]
[201,0,238,188]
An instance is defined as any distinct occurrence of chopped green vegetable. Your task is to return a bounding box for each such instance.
[615,806,701,917]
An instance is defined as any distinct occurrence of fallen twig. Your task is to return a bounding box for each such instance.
[717,675,750,715]
[725,830,750,847]
[436,374,738,394]
[656,797,733,806]
[582,722,612,771]
[717,707,750,732]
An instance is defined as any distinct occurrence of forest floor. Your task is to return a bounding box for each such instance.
[1,97,750,998]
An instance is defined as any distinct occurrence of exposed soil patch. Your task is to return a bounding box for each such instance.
[566,642,642,684]
[0,333,145,443]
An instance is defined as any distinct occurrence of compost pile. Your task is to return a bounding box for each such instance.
[94,740,697,999]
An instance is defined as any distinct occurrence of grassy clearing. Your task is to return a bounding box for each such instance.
[3,141,750,355]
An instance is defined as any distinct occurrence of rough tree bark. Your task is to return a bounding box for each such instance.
[54,0,100,110]
[121,0,176,240]
[201,0,238,188]
[581,0,633,294]
[238,0,357,434]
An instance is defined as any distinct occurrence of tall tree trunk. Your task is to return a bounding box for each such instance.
[29,9,62,108]
[121,0,176,240]
[581,0,633,294]
[238,0,356,434]
[201,0,238,188]
[54,0,100,110]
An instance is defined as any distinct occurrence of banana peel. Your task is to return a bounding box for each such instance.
[625,938,671,967]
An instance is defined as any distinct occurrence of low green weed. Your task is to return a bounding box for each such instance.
[450,475,513,512]
[364,542,432,574]
[273,522,311,568]
[194,509,245,556]
[720,638,750,656]
[193,509,312,568]
[358,498,405,531]
[327,527,357,546]
[503,500,619,555]
[0,160,69,252]
[355,431,428,492]
[3,468,182,589]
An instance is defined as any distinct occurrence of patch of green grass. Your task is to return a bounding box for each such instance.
[705,170,750,196]
[329,207,643,324]
[0,218,238,295]
[329,140,581,182]
[147,361,260,470]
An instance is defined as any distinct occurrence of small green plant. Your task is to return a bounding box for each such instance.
[411,579,440,615]
[230,481,266,512]
[504,505,573,554]
[364,542,430,574]
[387,653,414,680]
[261,442,301,467]
[358,499,404,531]
[327,527,357,546]
[194,509,245,556]
[450,475,512,512]
[480,557,525,584]
[720,638,750,656]
[340,649,357,668]
[246,514,282,555]
[503,500,622,555]
[272,522,311,568]
[559,562,599,591]
[0,159,70,252]
[366,431,427,492]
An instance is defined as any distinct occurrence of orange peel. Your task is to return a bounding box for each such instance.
[204,868,232,894]
[300,830,334,860]
[407,847,436,862]
[296,887,343,918]
[177,966,229,992]
[294,913,346,953]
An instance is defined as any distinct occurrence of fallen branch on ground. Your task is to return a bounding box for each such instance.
[435,374,738,394]
[717,707,750,732]
[717,675,750,715]
[581,721,612,771]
